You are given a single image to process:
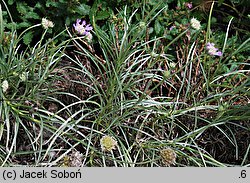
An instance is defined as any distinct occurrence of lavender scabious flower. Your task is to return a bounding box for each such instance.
[169,25,176,31]
[73,19,93,36]
[206,42,222,56]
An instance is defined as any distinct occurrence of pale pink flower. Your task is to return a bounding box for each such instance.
[185,2,193,9]
[73,19,93,36]
[206,42,222,56]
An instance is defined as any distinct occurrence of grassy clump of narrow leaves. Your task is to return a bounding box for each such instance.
[0,1,249,167]
[0,4,69,166]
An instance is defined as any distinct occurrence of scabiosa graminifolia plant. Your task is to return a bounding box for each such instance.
[0,6,67,165]
[189,16,223,57]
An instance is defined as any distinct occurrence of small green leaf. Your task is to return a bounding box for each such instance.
[8,0,14,5]
[46,1,58,7]
[65,17,71,26]
[23,31,33,45]
[25,12,40,20]
[16,2,29,15]
[96,10,111,20]
[35,2,42,9]
[16,22,31,29]
[165,35,173,40]
[77,4,90,15]
[154,20,162,34]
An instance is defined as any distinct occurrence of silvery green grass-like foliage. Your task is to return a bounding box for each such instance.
[0,4,68,165]
[0,1,250,167]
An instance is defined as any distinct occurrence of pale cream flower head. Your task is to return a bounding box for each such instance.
[160,147,176,166]
[2,80,9,93]
[190,17,201,30]
[69,151,83,167]
[41,18,54,29]
[100,135,118,152]
[86,32,93,43]
[61,150,83,167]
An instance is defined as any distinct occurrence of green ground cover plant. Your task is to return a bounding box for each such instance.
[0,0,249,167]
